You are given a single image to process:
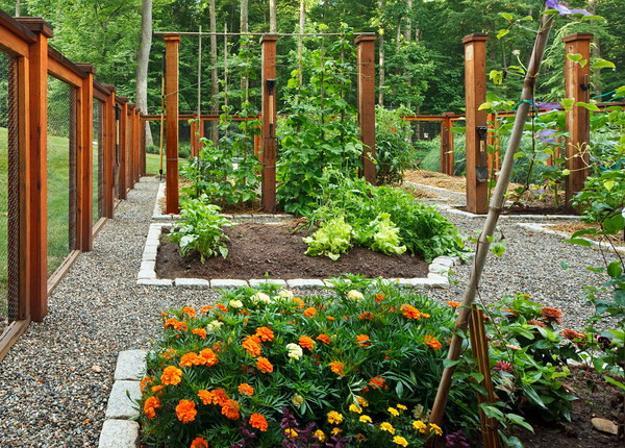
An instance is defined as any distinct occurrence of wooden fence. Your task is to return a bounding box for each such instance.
[0,12,145,361]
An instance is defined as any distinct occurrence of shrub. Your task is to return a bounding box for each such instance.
[138,282,579,448]
[376,106,417,185]
[169,196,231,262]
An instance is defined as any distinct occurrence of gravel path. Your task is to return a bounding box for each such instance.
[0,178,612,447]
[0,177,220,447]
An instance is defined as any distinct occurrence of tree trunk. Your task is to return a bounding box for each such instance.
[269,0,277,33]
[297,0,305,86]
[209,0,219,143]
[15,0,21,16]
[136,0,153,146]
[403,0,412,41]
[377,0,385,106]
[240,0,249,101]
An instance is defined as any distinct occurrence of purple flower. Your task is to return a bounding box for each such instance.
[535,102,561,111]
[537,129,558,144]
[545,0,590,16]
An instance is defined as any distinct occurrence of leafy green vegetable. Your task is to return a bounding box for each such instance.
[303,216,353,261]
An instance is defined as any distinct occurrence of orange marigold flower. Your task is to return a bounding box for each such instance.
[255,326,275,342]
[161,366,183,386]
[197,389,215,405]
[562,328,585,341]
[528,319,546,328]
[303,307,317,318]
[400,304,424,320]
[242,335,263,357]
[162,348,177,360]
[447,300,461,309]
[374,293,385,303]
[326,315,336,322]
[164,318,188,331]
[298,336,316,351]
[216,303,228,312]
[182,306,196,318]
[192,328,207,339]
[143,396,161,419]
[316,334,331,345]
[424,335,442,350]
[212,388,229,406]
[356,334,371,347]
[200,305,213,314]
[238,383,255,396]
[368,376,386,390]
[175,399,197,424]
[358,312,374,321]
[249,412,269,432]
[139,376,152,393]
[151,385,165,394]
[256,356,274,374]
[198,348,219,367]
[221,399,241,420]
[329,361,345,376]
[180,352,202,368]
[292,297,306,309]
[541,306,563,323]
[190,437,209,448]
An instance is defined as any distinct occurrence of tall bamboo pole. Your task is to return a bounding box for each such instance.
[429,13,555,426]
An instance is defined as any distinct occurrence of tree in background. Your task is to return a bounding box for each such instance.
[136,0,153,145]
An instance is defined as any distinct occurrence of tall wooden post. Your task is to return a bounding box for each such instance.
[77,63,94,251]
[260,34,278,213]
[355,33,376,183]
[102,86,115,218]
[164,34,180,214]
[440,112,454,175]
[127,105,134,190]
[463,33,488,214]
[563,33,592,202]
[118,98,128,200]
[19,18,52,322]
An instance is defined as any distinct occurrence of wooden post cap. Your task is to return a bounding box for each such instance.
[354,33,376,45]
[562,33,593,43]
[463,33,488,44]
[163,33,181,42]
[260,34,279,44]
[15,17,53,37]
[76,63,96,75]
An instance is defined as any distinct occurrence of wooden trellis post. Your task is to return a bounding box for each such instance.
[563,33,592,203]
[77,63,94,252]
[118,97,128,200]
[164,33,180,214]
[260,34,278,213]
[463,33,489,214]
[440,112,454,175]
[127,104,135,190]
[19,18,52,322]
[102,85,116,218]
[355,33,376,183]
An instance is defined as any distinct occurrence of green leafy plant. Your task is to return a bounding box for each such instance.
[303,215,353,261]
[375,106,416,185]
[169,196,231,262]
[368,213,407,256]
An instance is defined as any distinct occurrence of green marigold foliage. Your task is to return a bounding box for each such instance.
[169,196,231,262]
[138,282,582,448]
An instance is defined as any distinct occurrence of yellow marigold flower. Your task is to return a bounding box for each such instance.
[396,404,407,411]
[393,435,409,447]
[380,422,395,434]
[412,420,427,434]
[327,411,344,425]
[331,427,342,436]
[284,428,298,439]
[313,430,326,442]
[388,407,400,417]
[349,403,363,414]
[292,394,305,406]
[359,415,372,424]
[356,396,369,408]
[429,423,443,436]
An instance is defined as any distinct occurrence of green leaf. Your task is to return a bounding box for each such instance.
[498,12,514,21]
[607,261,623,279]
[604,180,616,191]
[506,413,534,432]
[604,375,625,392]
[591,58,616,71]
[576,101,600,112]
[496,29,510,40]
[480,403,505,420]
[479,102,493,111]
[568,237,592,247]
[604,214,625,234]
[566,53,587,67]
[560,98,575,112]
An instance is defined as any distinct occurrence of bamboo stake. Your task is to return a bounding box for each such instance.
[429,13,555,426]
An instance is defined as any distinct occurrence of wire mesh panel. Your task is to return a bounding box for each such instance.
[47,76,77,277]
[93,99,104,225]
[114,106,121,198]
[0,51,20,332]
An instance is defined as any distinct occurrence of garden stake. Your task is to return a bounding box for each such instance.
[429,12,555,428]
[469,307,499,448]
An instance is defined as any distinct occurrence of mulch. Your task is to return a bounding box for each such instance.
[156,223,429,280]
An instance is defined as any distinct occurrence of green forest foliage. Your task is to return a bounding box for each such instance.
[1,0,623,114]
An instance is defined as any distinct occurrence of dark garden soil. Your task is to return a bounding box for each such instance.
[156,223,429,279]
[515,368,624,448]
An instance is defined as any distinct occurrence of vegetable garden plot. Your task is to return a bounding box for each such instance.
[47,76,78,277]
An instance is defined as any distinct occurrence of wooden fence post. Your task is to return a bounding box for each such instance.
[463,33,489,214]
[118,98,128,199]
[76,63,94,252]
[355,33,376,183]
[18,18,52,322]
[164,33,180,214]
[134,108,140,183]
[260,34,278,213]
[563,33,592,202]
[102,86,115,218]
[440,112,454,175]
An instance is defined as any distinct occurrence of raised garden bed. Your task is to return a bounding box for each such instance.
[156,223,430,280]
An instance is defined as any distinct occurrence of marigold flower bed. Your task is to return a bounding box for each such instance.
[138,280,476,447]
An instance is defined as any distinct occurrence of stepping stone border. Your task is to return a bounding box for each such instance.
[517,222,625,254]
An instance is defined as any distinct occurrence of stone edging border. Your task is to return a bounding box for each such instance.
[138,223,459,290]
[98,350,147,448]
[517,222,625,254]
[435,203,581,221]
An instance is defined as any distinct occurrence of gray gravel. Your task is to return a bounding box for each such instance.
[0,177,613,447]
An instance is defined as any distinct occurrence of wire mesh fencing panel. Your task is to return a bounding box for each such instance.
[0,51,20,332]
[47,76,77,277]
[93,99,104,225]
